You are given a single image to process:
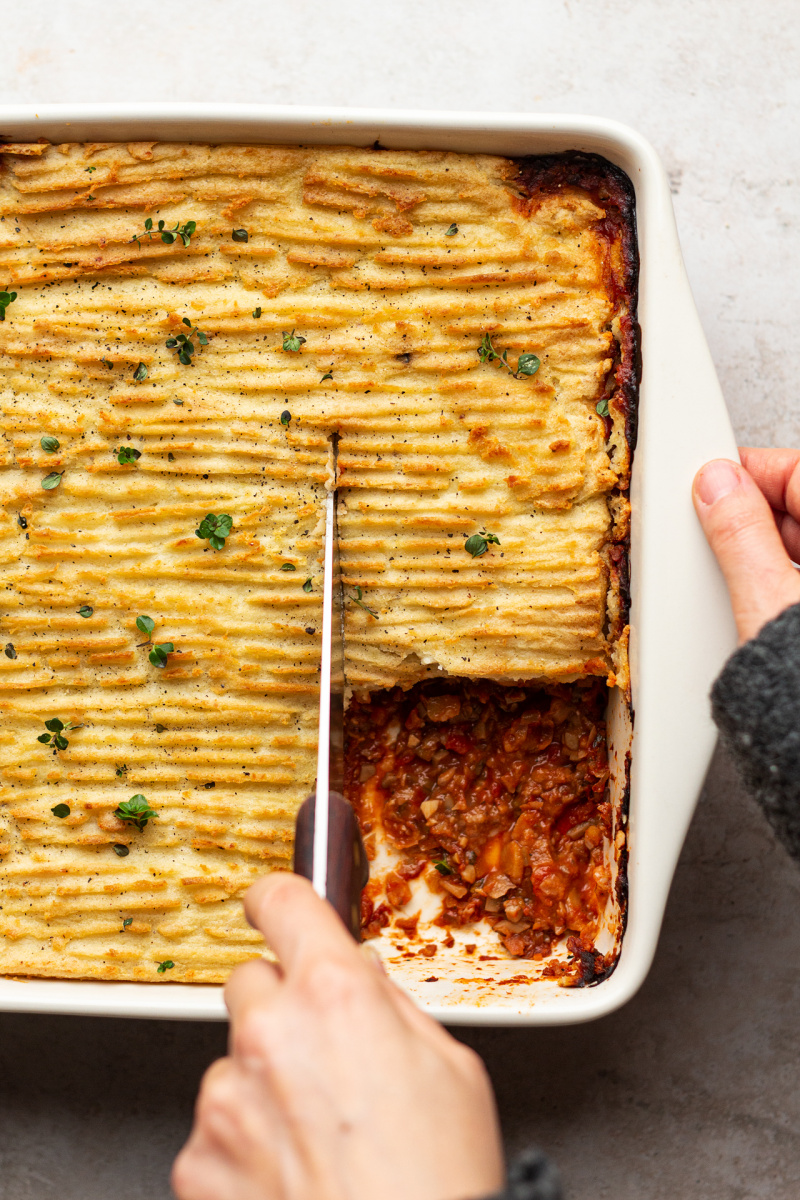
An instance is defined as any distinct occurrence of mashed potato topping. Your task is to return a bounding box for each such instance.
[0,142,635,981]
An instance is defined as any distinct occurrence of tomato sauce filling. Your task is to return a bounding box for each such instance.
[344,678,612,959]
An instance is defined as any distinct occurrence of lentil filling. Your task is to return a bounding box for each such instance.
[345,679,612,959]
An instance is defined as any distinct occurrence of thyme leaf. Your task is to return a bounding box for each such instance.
[516,353,541,376]
[136,615,155,638]
[196,513,233,550]
[0,290,18,321]
[114,794,158,831]
[148,642,174,668]
[40,435,60,453]
[464,529,500,558]
[351,586,379,618]
[282,330,306,353]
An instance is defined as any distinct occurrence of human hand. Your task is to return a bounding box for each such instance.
[693,448,800,644]
[172,873,504,1200]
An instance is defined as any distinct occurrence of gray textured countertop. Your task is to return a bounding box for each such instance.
[1,2,799,1196]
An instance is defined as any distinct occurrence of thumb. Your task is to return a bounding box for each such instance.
[693,458,800,644]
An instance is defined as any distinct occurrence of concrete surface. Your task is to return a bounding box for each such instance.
[1,1,799,1196]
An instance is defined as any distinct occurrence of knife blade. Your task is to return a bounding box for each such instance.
[311,482,343,895]
[293,434,367,937]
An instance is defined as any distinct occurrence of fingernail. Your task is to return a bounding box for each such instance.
[695,460,742,506]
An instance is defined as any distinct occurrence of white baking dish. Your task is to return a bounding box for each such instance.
[0,104,737,1024]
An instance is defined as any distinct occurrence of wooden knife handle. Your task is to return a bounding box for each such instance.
[293,792,369,940]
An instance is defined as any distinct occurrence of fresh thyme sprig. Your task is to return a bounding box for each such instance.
[0,290,17,321]
[351,586,379,618]
[135,615,174,668]
[477,333,540,379]
[131,218,196,248]
[282,330,306,353]
[166,318,208,366]
[464,530,501,558]
[114,794,158,831]
[196,513,233,550]
[38,717,82,751]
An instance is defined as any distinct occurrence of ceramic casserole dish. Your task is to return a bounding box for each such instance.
[0,104,737,1024]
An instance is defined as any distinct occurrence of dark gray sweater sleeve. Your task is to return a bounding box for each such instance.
[711,601,800,862]
[480,1149,563,1200]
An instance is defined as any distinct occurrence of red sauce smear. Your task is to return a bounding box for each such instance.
[345,678,612,960]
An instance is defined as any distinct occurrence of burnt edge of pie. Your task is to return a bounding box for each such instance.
[512,150,641,464]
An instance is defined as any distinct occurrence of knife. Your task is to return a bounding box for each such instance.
[293,435,368,938]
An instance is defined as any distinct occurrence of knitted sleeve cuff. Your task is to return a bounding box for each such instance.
[480,1149,563,1200]
[711,601,800,862]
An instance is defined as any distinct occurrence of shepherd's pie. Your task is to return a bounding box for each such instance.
[0,142,637,982]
